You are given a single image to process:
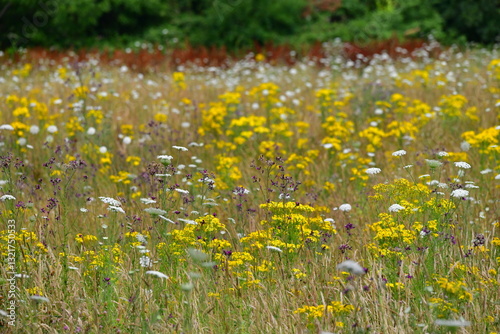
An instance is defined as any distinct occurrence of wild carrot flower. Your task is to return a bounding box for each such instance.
[365,167,381,175]
[99,197,121,207]
[392,150,407,156]
[145,270,169,279]
[454,161,471,169]
[339,204,352,212]
[0,194,16,201]
[388,204,405,212]
[451,189,469,198]
[337,260,365,275]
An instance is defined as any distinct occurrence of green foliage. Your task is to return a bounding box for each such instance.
[0,0,498,50]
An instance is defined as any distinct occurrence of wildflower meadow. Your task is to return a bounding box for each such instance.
[0,44,499,333]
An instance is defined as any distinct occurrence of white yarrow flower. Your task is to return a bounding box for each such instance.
[336,260,365,275]
[437,151,449,157]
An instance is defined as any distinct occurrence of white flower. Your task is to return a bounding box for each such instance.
[99,146,107,154]
[388,204,405,212]
[392,150,406,157]
[339,204,352,212]
[266,245,283,252]
[403,164,413,169]
[0,310,8,317]
[47,125,58,133]
[144,207,167,216]
[480,169,492,174]
[437,151,449,157]
[30,295,50,302]
[451,189,469,198]
[454,161,471,169]
[87,127,96,135]
[99,197,121,206]
[157,155,173,164]
[139,255,152,268]
[123,136,132,145]
[172,145,188,151]
[434,319,470,327]
[175,188,189,194]
[80,208,88,212]
[30,125,40,134]
[0,124,14,131]
[17,138,27,146]
[0,194,16,201]
[460,141,471,151]
[365,167,381,175]
[140,198,156,205]
[336,260,365,275]
[426,159,442,168]
[495,174,500,180]
[145,270,169,279]
[108,206,125,214]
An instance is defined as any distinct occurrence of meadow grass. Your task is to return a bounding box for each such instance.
[0,45,499,333]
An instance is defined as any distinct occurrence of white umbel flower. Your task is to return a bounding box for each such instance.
[451,189,469,198]
[145,270,169,279]
[337,260,365,276]
[108,206,125,214]
[365,167,381,175]
[392,150,407,157]
[99,197,121,207]
[454,161,471,169]
[339,204,352,212]
[47,125,58,133]
[388,204,405,212]
[266,245,283,253]
[0,124,14,131]
[139,256,152,268]
[172,145,188,151]
[144,207,167,216]
[0,194,16,201]
[434,319,470,327]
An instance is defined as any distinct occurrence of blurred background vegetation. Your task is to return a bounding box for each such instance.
[1,0,499,51]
